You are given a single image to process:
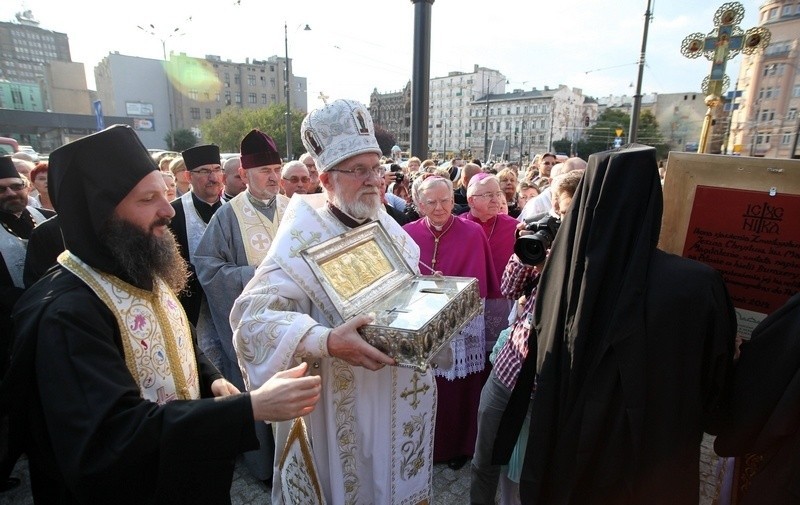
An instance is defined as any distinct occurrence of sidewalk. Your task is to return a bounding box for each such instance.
[0,456,472,505]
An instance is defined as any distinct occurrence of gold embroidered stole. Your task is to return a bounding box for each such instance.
[230,192,289,266]
[58,251,201,403]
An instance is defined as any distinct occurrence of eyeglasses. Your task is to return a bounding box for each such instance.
[0,182,26,192]
[190,167,223,176]
[329,166,386,180]
[421,198,453,208]
[283,176,311,184]
[472,191,504,201]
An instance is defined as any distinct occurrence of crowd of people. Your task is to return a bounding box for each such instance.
[0,98,797,505]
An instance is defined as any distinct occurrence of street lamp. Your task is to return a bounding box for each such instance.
[137,22,188,149]
[284,22,311,161]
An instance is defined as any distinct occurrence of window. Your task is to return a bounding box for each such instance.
[261,93,267,104]
[190,107,200,119]
[234,75,240,85]
[205,108,212,119]
[794,85,800,97]
[235,93,241,104]
[788,108,797,121]
[768,7,777,19]
[781,132,792,145]
[781,5,792,16]
[225,92,231,105]
[188,90,198,100]
[248,75,256,86]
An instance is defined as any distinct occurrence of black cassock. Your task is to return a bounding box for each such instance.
[497,145,736,504]
[715,293,800,505]
[168,194,221,325]
[3,266,258,504]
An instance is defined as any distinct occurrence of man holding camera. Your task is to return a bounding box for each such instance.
[470,169,584,505]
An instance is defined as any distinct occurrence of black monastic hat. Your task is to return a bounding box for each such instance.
[182,144,220,171]
[47,124,157,272]
[0,156,20,179]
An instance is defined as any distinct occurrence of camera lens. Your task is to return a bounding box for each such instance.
[514,233,548,266]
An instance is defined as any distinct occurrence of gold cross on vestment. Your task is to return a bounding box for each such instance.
[318,91,329,105]
[400,372,430,409]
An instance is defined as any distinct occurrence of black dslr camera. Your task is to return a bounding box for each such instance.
[388,163,404,183]
[514,215,561,266]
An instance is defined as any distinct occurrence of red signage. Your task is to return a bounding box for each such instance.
[682,186,800,315]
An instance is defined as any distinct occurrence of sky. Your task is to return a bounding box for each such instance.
[3,0,762,108]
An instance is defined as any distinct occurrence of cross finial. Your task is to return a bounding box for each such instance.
[318,91,329,105]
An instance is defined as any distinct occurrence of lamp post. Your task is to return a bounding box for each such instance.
[284,22,311,161]
[137,23,186,150]
[483,76,491,162]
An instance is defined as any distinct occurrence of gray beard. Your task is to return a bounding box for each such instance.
[332,193,381,221]
[100,216,189,294]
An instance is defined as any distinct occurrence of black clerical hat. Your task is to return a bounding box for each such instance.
[0,156,19,179]
[47,124,157,271]
[240,129,281,168]
[182,144,221,171]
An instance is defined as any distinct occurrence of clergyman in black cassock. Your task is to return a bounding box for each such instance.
[714,292,800,505]
[494,144,736,504]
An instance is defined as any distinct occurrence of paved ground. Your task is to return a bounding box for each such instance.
[0,456,472,505]
[0,435,720,504]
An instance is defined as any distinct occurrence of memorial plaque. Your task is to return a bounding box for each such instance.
[301,221,483,370]
[660,152,800,337]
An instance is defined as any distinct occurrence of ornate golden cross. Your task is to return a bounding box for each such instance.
[318,91,330,105]
[680,2,770,153]
[400,372,430,409]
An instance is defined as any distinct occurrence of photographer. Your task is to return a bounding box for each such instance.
[470,169,584,505]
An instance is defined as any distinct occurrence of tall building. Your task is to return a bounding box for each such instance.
[368,81,411,150]
[730,0,800,158]
[429,65,506,160]
[95,52,308,149]
[0,10,71,84]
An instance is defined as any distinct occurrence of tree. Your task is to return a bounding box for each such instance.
[165,129,198,151]
[198,104,306,159]
[576,109,670,160]
[373,125,397,155]
[552,138,571,155]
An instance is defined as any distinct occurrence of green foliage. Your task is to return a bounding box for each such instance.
[552,138,571,155]
[165,129,197,151]
[576,109,670,160]
[198,104,306,159]
[374,125,397,155]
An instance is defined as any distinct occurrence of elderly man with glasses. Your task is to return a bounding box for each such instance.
[279,160,311,198]
[299,152,322,193]
[231,99,436,504]
[167,144,223,326]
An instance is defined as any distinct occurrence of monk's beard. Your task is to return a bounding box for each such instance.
[101,216,189,294]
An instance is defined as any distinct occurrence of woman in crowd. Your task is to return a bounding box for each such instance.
[29,162,53,211]
[497,168,520,218]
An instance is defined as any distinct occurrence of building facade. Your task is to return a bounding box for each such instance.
[471,84,597,162]
[368,81,411,151]
[0,11,71,85]
[429,65,506,160]
[95,52,308,149]
[730,0,800,158]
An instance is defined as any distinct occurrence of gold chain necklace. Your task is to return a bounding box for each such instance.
[424,215,456,271]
